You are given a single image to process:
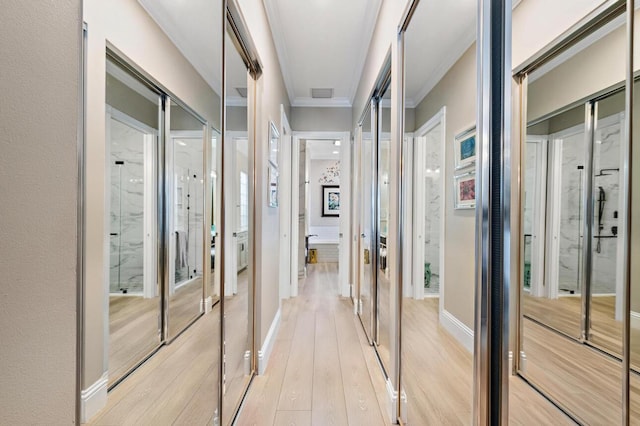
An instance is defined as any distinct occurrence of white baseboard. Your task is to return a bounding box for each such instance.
[81,372,108,423]
[631,311,640,329]
[385,378,398,423]
[440,309,474,353]
[203,296,213,314]
[258,308,282,375]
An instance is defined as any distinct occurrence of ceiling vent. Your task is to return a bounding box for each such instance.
[311,88,334,99]
[236,87,248,98]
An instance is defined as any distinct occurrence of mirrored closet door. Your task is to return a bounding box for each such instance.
[357,104,375,343]
[221,23,255,425]
[106,57,163,386]
[517,5,630,423]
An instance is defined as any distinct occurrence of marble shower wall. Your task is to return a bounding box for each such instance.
[552,114,622,294]
[557,129,585,293]
[591,116,622,294]
[423,123,441,294]
[173,136,205,284]
[109,117,147,294]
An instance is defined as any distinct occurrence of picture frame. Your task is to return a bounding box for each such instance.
[268,121,280,167]
[268,162,278,208]
[321,185,340,217]
[453,170,476,209]
[454,126,476,170]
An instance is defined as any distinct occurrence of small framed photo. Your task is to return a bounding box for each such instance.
[454,170,476,209]
[454,126,476,170]
[268,162,278,208]
[322,185,340,217]
[269,121,280,167]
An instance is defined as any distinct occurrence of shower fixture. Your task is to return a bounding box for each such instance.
[594,167,619,177]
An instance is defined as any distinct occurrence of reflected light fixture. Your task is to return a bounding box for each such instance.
[334,140,341,146]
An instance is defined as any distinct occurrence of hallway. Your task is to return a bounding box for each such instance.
[237,263,388,425]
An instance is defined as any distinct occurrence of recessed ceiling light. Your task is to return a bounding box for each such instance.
[334,140,341,146]
[332,151,339,154]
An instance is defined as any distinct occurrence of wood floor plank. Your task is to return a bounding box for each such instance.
[273,410,312,425]
[334,305,386,426]
[311,310,348,426]
[277,311,315,411]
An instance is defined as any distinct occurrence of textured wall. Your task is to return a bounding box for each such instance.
[0,0,81,423]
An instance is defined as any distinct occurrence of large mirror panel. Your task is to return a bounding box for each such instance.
[377,86,392,374]
[222,28,253,425]
[399,1,475,423]
[167,101,206,339]
[106,57,162,387]
[519,10,628,423]
[358,105,375,343]
[86,0,223,422]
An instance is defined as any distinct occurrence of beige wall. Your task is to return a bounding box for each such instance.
[236,0,292,348]
[414,45,477,328]
[291,107,352,132]
[0,0,80,423]
[83,0,221,388]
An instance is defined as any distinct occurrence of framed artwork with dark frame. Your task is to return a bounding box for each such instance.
[321,185,340,216]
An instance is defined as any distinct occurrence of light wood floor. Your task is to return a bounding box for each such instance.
[89,302,221,425]
[401,297,573,425]
[108,277,205,387]
[237,263,389,425]
[222,269,251,426]
[524,294,640,368]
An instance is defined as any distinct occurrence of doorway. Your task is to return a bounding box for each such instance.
[289,131,351,298]
[523,88,627,359]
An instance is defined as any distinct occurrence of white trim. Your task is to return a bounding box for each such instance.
[279,106,293,300]
[631,311,640,330]
[385,377,399,423]
[440,309,474,353]
[203,296,213,314]
[258,308,282,375]
[80,372,108,423]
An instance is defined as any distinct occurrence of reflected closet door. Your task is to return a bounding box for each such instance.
[359,128,375,344]
[166,101,206,339]
[588,91,625,356]
[106,57,162,388]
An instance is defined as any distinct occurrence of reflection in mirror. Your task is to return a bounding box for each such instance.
[87,0,222,422]
[106,57,162,387]
[222,28,252,425]
[520,11,628,423]
[167,102,206,339]
[211,127,221,304]
[399,1,475,423]
[358,105,375,343]
[377,86,391,374]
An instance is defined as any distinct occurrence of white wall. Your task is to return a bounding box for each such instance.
[309,160,341,228]
[0,0,81,423]
[236,0,292,348]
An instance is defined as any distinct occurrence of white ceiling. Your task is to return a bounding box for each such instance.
[404,0,476,108]
[263,0,382,108]
[306,139,341,160]
[138,0,222,96]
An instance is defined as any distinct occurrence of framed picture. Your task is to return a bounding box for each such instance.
[268,162,278,208]
[268,121,280,167]
[322,185,340,216]
[454,170,476,209]
[454,126,476,170]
